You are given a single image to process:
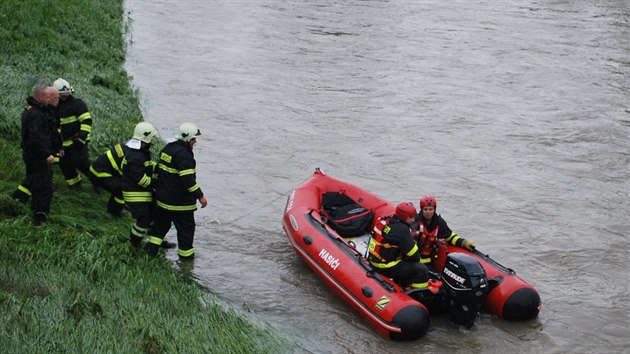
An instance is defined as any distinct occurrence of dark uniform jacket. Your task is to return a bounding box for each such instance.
[21,96,60,160]
[121,146,154,203]
[55,95,92,147]
[368,215,421,267]
[414,213,465,248]
[90,143,129,178]
[155,140,203,211]
[415,214,452,239]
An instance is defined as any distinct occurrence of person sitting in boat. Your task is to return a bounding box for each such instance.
[412,195,475,268]
[367,202,432,293]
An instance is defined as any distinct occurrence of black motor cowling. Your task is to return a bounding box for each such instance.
[441,252,489,328]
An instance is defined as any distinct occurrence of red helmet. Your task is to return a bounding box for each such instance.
[420,195,437,209]
[395,202,417,219]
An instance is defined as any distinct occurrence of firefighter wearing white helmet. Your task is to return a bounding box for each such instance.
[53,78,72,95]
[144,122,207,259]
[177,122,201,142]
[122,121,164,248]
[132,121,159,144]
[52,77,93,190]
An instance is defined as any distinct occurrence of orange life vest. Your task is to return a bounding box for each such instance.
[419,223,439,258]
[367,217,402,267]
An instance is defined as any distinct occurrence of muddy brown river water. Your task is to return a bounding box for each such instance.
[124,0,629,352]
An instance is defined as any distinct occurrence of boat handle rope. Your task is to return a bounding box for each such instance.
[222,187,294,225]
[223,172,316,226]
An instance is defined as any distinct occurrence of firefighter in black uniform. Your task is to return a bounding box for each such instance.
[14,86,62,225]
[368,202,431,292]
[122,122,159,248]
[89,142,129,217]
[412,195,475,268]
[53,78,93,189]
[144,123,208,259]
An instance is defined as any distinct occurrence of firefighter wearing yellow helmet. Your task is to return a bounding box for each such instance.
[144,122,207,259]
[52,78,93,190]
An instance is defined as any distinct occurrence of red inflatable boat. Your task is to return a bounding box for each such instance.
[282,169,540,340]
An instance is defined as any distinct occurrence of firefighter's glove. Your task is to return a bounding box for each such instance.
[462,239,475,251]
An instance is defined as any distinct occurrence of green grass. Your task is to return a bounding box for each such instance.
[0,0,290,352]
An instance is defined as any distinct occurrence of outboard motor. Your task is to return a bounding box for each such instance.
[441,252,489,328]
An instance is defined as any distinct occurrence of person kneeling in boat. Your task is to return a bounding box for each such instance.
[412,195,475,269]
[367,202,436,298]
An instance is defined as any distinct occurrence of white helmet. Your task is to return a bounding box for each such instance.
[177,123,201,142]
[133,122,159,144]
[53,78,72,95]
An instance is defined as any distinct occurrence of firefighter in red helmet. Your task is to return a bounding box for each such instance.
[367,202,432,293]
[413,195,475,267]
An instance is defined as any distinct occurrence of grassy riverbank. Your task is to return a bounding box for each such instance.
[0,1,289,352]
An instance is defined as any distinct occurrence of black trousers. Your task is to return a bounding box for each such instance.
[126,201,154,229]
[126,200,154,245]
[59,142,91,186]
[89,173,123,214]
[149,207,196,255]
[21,156,53,216]
[376,260,430,288]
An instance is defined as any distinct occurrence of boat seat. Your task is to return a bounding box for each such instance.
[345,233,371,258]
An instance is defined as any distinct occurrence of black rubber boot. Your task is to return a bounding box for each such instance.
[12,190,29,203]
[33,212,48,226]
[178,254,195,261]
[161,240,176,249]
[107,205,123,218]
[106,197,124,217]
[144,242,160,256]
[129,235,143,249]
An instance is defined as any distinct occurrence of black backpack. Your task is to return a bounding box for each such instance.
[321,192,374,237]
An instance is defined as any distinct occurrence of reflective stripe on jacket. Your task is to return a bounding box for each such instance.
[121,147,154,202]
[90,144,127,178]
[368,216,419,269]
[154,140,203,211]
[55,95,92,145]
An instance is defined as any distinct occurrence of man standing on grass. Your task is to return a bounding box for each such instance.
[14,86,62,225]
[144,123,207,259]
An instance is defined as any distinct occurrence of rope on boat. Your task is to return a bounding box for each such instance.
[221,172,313,226]
[221,190,290,225]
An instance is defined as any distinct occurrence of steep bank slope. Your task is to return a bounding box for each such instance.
[0,1,288,352]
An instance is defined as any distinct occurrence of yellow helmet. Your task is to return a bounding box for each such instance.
[133,122,158,144]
